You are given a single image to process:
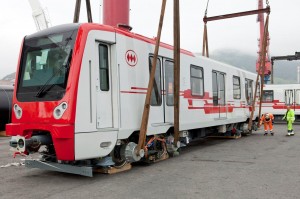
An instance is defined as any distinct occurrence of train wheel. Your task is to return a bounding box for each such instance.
[111,145,127,168]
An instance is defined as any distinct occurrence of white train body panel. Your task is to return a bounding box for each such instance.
[74,28,259,160]
[262,84,300,119]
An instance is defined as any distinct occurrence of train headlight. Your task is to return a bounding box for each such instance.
[13,104,22,119]
[10,136,26,153]
[53,102,68,119]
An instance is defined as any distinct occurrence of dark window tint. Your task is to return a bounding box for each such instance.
[233,76,241,99]
[212,71,218,106]
[149,57,162,106]
[99,44,109,91]
[165,60,174,106]
[245,79,253,105]
[191,65,204,96]
[17,28,78,102]
[262,90,273,102]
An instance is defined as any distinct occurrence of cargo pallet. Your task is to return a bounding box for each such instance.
[0,131,7,137]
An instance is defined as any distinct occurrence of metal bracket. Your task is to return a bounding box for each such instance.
[25,159,93,177]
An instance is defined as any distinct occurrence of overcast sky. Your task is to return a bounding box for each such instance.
[1,0,299,79]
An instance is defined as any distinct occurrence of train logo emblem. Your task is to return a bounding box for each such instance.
[125,50,138,67]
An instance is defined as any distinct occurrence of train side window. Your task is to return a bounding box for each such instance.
[262,90,274,102]
[233,76,241,99]
[245,79,253,105]
[190,65,204,96]
[219,73,226,105]
[98,44,109,91]
[165,60,174,106]
[212,71,218,105]
[149,57,162,106]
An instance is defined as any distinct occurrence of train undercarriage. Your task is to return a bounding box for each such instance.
[9,121,258,177]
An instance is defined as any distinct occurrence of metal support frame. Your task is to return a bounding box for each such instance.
[203,7,270,23]
[270,52,300,84]
[25,159,93,177]
[202,6,270,59]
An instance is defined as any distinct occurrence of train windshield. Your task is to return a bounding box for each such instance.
[17,28,78,101]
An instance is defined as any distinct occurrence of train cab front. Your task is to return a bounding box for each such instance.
[6,24,80,161]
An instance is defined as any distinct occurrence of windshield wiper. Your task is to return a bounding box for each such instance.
[35,50,73,98]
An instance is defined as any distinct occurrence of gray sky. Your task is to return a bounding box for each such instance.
[1,0,299,79]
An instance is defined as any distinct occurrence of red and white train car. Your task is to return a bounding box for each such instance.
[262,84,300,120]
[7,23,259,176]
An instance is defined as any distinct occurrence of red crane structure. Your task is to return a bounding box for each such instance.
[256,0,271,84]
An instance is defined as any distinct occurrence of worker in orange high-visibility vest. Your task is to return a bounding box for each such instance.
[259,113,275,136]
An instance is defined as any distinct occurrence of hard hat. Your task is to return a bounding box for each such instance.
[265,114,270,119]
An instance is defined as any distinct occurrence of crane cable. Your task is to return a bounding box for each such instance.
[202,0,210,57]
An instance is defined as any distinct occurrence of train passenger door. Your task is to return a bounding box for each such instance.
[163,60,174,123]
[245,79,254,106]
[96,43,113,128]
[148,56,164,125]
[212,71,227,119]
[285,89,300,110]
[295,90,300,107]
[148,57,174,126]
[285,89,294,108]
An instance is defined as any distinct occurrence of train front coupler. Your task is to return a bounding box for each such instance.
[9,134,52,157]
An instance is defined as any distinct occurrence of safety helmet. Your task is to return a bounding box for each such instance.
[265,114,270,119]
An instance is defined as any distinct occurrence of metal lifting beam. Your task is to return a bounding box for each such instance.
[271,52,300,63]
[203,7,270,23]
[270,52,300,83]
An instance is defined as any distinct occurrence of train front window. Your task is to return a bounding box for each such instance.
[17,28,78,101]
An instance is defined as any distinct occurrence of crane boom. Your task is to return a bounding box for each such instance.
[28,0,51,31]
[256,0,271,83]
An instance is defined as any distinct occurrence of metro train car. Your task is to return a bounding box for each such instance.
[0,85,13,131]
[6,23,260,176]
[262,84,300,120]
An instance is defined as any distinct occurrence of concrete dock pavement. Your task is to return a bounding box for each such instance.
[0,124,299,199]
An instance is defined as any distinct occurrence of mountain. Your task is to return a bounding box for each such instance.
[209,49,299,84]
[0,72,16,85]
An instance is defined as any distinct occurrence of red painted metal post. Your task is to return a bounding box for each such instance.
[103,0,131,30]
